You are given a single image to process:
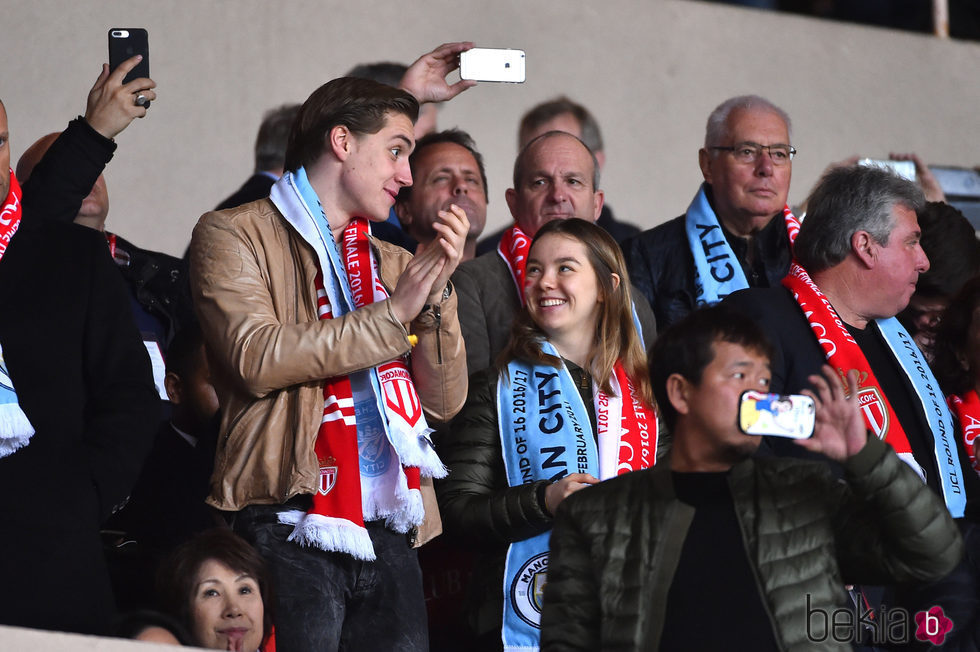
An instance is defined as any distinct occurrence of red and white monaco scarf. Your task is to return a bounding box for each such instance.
[0,170,35,458]
[949,391,980,477]
[783,263,918,467]
[498,224,533,304]
[271,170,445,561]
[0,170,24,260]
[786,264,966,516]
[595,362,659,478]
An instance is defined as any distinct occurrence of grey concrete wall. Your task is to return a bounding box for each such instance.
[0,624,206,650]
[2,0,978,256]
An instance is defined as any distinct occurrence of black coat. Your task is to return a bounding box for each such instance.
[23,118,193,350]
[0,119,159,635]
[724,286,980,510]
[623,204,792,330]
[214,172,275,211]
[541,438,964,651]
[0,221,160,634]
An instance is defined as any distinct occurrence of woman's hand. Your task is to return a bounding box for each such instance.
[544,473,599,514]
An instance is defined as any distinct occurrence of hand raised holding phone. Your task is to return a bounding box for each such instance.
[108,28,152,109]
[85,54,156,139]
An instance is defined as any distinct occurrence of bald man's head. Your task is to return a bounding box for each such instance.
[17,132,109,230]
[16,132,57,182]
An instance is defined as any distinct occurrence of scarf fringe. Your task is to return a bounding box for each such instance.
[362,474,425,534]
[384,488,424,534]
[278,510,376,561]
[386,424,446,478]
[0,404,34,459]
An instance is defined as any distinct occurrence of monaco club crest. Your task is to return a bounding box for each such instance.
[378,362,421,427]
[857,386,889,439]
[318,460,337,496]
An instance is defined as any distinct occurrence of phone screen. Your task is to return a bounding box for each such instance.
[738,390,815,439]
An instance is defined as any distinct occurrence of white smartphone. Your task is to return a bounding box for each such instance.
[738,390,815,439]
[460,48,525,83]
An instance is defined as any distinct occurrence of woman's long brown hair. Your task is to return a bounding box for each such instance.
[497,218,653,406]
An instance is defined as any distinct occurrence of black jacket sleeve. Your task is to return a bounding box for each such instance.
[835,435,964,585]
[20,117,115,225]
[436,368,553,547]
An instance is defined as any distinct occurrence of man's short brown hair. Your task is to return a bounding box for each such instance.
[283,77,419,173]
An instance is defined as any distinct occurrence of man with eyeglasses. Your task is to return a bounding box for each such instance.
[624,95,797,330]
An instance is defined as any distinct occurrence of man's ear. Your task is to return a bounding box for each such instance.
[851,230,877,269]
[505,188,519,221]
[591,189,605,223]
[698,148,713,184]
[665,373,692,417]
[329,125,354,161]
[164,371,182,405]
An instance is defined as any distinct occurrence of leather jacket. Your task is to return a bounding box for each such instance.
[189,198,467,546]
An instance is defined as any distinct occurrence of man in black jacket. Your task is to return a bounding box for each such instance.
[623,95,796,329]
[541,305,962,651]
[0,56,160,635]
[725,165,977,514]
[17,127,193,353]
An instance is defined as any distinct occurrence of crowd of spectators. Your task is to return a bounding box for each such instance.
[1,34,979,652]
[708,0,980,41]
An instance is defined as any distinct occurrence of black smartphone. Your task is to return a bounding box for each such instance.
[108,28,150,85]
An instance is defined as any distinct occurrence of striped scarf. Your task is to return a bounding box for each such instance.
[783,262,965,517]
[271,170,446,560]
[0,169,35,458]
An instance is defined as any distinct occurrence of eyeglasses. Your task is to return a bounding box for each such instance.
[709,142,797,166]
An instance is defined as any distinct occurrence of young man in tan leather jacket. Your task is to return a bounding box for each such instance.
[189,43,474,652]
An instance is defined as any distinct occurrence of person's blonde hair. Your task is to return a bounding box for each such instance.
[498,218,652,406]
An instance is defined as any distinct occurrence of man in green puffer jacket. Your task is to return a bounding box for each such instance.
[541,304,963,651]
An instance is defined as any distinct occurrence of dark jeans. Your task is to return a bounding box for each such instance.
[234,502,428,652]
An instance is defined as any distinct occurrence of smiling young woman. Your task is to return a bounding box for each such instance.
[436,218,661,650]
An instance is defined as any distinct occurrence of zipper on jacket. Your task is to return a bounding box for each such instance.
[729,476,785,649]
